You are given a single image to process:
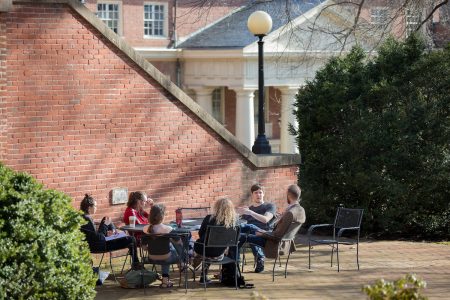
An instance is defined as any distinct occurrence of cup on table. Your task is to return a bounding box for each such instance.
[129,216,136,228]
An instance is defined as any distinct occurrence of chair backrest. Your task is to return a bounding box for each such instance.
[282,222,303,241]
[205,225,240,247]
[141,233,171,256]
[334,207,364,229]
[179,207,210,220]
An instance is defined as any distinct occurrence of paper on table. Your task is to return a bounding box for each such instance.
[105,231,127,241]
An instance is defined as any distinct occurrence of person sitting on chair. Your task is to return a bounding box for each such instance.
[237,183,277,273]
[238,185,305,271]
[123,191,153,225]
[193,198,238,284]
[79,194,139,266]
[142,204,184,288]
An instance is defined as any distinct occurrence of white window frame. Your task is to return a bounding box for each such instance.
[211,88,225,124]
[370,7,389,25]
[143,2,168,39]
[406,8,422,37]
[96,1,122,36]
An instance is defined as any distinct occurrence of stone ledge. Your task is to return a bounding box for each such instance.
[12,0,301,168]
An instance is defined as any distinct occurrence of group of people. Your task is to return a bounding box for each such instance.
[80,183,306,288]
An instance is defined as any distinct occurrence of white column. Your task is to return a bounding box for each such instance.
[193,87,214,115]
[234,88,255,149]
[280,87,299,154]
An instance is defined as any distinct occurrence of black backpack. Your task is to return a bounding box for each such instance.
[221,263,254,288]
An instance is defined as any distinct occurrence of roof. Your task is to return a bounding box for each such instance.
[177,0,326,49]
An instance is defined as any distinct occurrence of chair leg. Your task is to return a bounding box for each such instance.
[272,255,277,282]
[356,239,360,270]
[331,244,334,267]
[202,261,207,290]
[308,240,311,269]
[235,262,238,290]
[285,251,292,278]
[336,242,340,272]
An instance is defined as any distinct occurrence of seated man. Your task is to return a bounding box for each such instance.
[238,184,305,269]
[238,184,276,273]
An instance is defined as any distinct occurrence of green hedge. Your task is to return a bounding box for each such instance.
[0,163,96,299]
[293,36,450,238]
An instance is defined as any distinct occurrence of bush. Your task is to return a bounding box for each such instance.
[363,274,427,300]
[0,163,96,299]
[293,36,450,238]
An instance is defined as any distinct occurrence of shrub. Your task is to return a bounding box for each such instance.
[293,36,450,238]
[0,163,96,299]
[363,274,427,300]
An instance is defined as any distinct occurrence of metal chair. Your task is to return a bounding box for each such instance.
[81,227,132,282]
[308,207,364,272]
[195,225,241,290]
[243,222,302,281]
[140,233,189,293]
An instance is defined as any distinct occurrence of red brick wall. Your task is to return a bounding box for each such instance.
[3,2,298,223]
[0,13,6,162]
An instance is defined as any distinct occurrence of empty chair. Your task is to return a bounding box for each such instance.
[308,207,364,272]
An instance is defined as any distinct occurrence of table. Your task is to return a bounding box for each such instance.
[120,224,147,233]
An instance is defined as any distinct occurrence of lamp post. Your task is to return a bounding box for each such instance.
[248,11,272,154]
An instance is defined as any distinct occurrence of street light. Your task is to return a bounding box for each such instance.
[248,11,272,154]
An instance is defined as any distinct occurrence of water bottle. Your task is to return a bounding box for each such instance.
[175,208,183,228]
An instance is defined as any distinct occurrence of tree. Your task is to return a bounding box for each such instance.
[0,163,96,299]
[292,35,450,238]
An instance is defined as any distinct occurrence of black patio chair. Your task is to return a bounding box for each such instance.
[307,207,364,272]
[140,232,189,293]
[194,225,241,290]
[179,207,210,223]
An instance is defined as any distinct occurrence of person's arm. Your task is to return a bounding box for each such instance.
[240,205,274,224]
[198,215,211,241]
[259,212,293,241]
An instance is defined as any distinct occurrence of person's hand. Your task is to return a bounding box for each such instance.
[237,206,251,215]
[103,216,112,226]
[255,231,264,237]
[106,230,114,237]
[146,198,154,207]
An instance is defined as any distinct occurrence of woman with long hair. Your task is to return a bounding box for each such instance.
[123,191,153,225]
[193,198,238,283]
[142,204,184,288]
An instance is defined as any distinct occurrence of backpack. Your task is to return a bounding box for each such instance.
[221,263,254,289]
[119,269,159,289]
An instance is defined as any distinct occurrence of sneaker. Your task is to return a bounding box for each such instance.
[254,259,264,273]
[199,276,211,284]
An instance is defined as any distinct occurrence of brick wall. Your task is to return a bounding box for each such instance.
[0,12,6,162]
[3,2,298,222]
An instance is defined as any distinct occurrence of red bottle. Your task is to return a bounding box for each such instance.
[175,208,183,228]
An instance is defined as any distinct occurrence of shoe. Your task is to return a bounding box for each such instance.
[254,259,264,273]
[159,277,174,288]
[199,276,211,284]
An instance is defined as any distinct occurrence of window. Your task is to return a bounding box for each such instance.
[144,3,166,37]
[370,7,388,25]
[212,88,225,124]
[406,9,422,37]
[97,2,120,34]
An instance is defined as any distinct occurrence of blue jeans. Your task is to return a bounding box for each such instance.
[240,224,266,260]
[150,243,182,276]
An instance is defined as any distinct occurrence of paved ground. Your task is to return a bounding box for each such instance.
[95,235,450,300]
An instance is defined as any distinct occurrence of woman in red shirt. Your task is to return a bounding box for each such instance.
[123,191,153,225]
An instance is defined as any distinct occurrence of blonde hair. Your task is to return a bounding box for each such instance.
[212,198,236,228]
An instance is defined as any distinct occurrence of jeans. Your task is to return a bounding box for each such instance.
[150,243,183,276]
[240,223,266,260]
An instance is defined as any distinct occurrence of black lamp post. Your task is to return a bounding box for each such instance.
[248,11,272,154]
